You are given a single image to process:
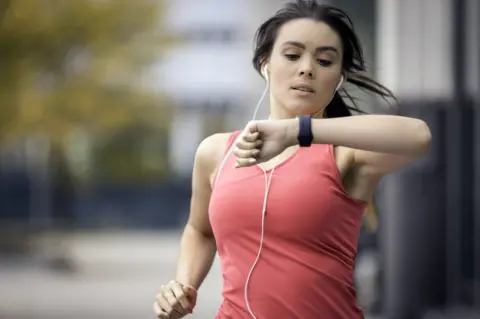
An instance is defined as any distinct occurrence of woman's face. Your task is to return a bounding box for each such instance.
[266,18,344,118]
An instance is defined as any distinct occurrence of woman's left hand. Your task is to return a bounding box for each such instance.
[233,119,298,167]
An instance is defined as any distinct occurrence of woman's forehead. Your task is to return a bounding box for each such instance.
[275,18,342,52]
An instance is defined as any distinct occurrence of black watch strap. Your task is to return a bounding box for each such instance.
[297,115,313,147]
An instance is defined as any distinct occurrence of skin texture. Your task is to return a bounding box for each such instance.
[153,17,431,319]
[267,19,344,119]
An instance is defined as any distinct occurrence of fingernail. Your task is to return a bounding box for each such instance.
[252,150,260,156]
[249,158,256,164]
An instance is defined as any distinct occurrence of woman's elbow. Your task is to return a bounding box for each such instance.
[415,120,432,156]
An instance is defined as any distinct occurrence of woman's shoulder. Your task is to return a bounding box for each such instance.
[195,131,240,171]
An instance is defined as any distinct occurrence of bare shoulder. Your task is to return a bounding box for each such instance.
[196,132,232,165]
[195,132,234,184]
[187,132,233,237]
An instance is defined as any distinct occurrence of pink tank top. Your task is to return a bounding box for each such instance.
[209,131,367,319]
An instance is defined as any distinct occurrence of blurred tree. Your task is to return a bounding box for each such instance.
[0,0,172,184]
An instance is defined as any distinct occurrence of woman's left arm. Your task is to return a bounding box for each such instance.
[287,115,432,176]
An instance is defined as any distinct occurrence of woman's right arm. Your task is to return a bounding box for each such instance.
[175,133,229,289]
[154,133,230,318]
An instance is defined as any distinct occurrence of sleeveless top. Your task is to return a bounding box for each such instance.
[209,131,367,319]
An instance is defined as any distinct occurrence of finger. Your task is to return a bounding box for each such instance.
[156,293,173,315]
[236,139,261,151]
[242,131,259,143]
[234,147,259,159]
[235,158,256,168]
[171,282,190,310]
[153,301,169,319]
[164,288,187,315]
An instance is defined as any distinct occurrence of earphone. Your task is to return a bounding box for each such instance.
[336,75,344,92]
[213,64,343,319]
[262,64,270,83]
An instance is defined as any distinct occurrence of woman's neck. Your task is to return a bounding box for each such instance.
[268,108,296,120]
[268,102,325,120]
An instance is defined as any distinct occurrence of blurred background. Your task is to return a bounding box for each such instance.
[0,0,478,318]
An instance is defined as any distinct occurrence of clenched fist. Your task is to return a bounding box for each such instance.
[153,280,197,319]
[233,119,299,167]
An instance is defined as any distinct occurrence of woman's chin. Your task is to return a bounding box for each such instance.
[285,104,321,116]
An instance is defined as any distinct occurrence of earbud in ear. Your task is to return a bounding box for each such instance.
[335,75,344,92]
[262,64,269,82]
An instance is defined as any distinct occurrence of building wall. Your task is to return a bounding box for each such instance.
[159,0,283,176]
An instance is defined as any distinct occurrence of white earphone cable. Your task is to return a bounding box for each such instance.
[244,162,277,319]
[214,78,274,319]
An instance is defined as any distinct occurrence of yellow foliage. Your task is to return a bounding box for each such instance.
[0,0,166,133]
[0,0,172,182]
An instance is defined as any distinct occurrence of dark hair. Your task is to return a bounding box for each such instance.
[252,0,396,118]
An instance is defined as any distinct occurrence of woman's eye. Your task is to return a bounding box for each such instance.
[317,59,332,67]
[284,54,300,61]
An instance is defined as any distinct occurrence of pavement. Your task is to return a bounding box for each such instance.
[0,230,382,319]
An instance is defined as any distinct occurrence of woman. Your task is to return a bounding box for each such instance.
[153,1,431,318]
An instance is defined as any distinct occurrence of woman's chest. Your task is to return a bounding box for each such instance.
[209,168,359,242]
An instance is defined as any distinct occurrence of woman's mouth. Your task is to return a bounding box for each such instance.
[291,85,315,95]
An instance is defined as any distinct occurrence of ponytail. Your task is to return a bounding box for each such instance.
[324,73,397,119]
[324,92,353,118]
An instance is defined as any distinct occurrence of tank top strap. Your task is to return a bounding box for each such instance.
[223,131,242,157]
[212,130,242,189]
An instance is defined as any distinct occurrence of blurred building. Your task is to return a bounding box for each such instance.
[374,0,480,317]
[158,0,283,176]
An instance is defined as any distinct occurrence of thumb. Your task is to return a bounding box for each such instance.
[181,284,197,313]
[244,121,259,134]
[183,285,198,302]
[181,284,197,298]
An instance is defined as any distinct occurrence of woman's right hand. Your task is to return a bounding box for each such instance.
[153,280,197,319]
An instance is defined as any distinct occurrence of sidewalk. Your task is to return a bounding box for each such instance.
[0,230,383,319]
[0,230,223,319]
